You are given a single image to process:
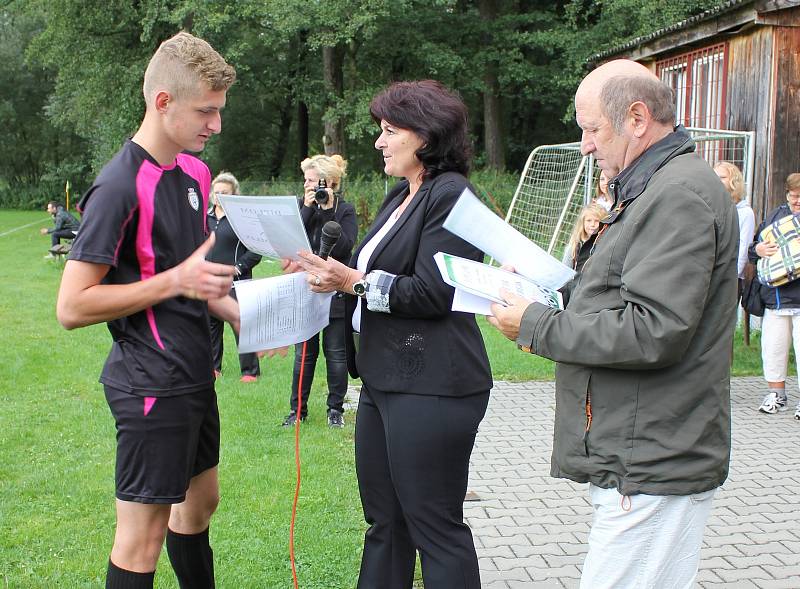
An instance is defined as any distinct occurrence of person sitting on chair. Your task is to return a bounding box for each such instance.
[41,201,80,258]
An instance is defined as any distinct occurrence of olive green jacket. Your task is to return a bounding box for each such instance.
[518,127,737,496]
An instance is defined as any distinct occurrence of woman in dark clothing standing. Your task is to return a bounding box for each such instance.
[206,172,262,382]
[283,154,357,428]
[297,80,492,589]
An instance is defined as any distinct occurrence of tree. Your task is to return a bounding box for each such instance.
[0,5,89,206]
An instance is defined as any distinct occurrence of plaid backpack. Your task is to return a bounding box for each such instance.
[757,213,800,287]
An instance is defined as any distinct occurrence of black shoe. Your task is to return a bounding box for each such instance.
[282,411,306,427]
[327,409,344,428]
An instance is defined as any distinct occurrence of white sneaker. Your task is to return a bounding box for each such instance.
[794,402,800,421]
[759,391,788,414]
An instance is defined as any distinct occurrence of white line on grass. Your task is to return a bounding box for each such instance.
[0,218,50,238]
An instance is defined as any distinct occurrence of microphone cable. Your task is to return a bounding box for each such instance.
[290,220,341,586]
[289,340,308,589]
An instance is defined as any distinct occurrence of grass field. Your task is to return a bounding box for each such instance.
[0,209,773,587]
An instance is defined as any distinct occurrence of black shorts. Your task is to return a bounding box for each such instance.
[104,386,220,504]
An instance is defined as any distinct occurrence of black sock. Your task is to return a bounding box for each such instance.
[166,527,215,589]
[106,559,154,589]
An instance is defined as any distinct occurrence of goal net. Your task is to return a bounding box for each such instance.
[506,127,755,261]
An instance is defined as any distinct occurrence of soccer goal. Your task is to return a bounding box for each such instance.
[505,127,755,260]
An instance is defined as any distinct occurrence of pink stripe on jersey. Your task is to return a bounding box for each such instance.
[176,153,212,233]
[143,396,156,416]
[135,160,166,350]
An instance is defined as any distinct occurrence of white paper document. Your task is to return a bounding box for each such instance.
[442,188,575,290]
[234,272,333,352]
[435,252,563,316]
[217,195,310,261]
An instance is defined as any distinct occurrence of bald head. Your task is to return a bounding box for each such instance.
[574,59,676,176]
[577,59,675,134]
[577,59,656,100]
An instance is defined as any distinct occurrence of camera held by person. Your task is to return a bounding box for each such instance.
[303,173,336,211]
[313,179,330,205]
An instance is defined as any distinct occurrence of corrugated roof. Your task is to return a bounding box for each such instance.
[588,0,752,63]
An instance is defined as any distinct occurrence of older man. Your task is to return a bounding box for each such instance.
[489,59,737,588]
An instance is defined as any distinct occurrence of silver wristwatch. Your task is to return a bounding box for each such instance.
[352,278,367,298]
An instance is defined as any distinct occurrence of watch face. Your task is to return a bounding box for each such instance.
[353,280,366,296]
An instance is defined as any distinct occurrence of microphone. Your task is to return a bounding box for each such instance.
[318,221,342,260]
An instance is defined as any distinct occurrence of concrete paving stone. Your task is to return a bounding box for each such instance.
[558,543,588,557]
[715,566,771,583]
[485,507,545,519]
[721,554,776,569]
[773,551,800,567]
[467,525,501,537]
[560,577,581,589]
[747,530,800,545]
[699,543,745,559]
[542,554,585,568]
[526,564,583,582]
[756,519,800,535]
[467,515,517,529]
[701,581,761,589]
[743,493,795,507]
[695,568,724,584]
[729,504,784,516]
[480,567,533,582]
[511,543,566,558]
[525,531,582,545]
[481,534,531,548]
[494,555,549,571]
[697,556,736,570]
[508,581,566,589]
[476,545,516,560]
[736,541,800,557]
[506,524,549,537]
[761,564,800,579]
[762,511,799,524]
[707,522,765,536]
[479,581,510,589]
[715,512,773,525]
[754,578,800,589]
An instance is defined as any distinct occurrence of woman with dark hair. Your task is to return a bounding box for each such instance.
[298,80,492,588]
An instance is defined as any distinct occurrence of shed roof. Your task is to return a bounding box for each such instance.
[587,0,794,63]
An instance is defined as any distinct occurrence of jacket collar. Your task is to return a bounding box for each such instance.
[351,175,435,269]
[603,125,695,224]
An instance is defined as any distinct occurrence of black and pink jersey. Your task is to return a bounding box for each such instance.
[70,140,215,397]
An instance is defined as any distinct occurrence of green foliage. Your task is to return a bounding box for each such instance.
[0,6,91,208]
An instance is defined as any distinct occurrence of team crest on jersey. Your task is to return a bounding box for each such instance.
[187,187,199,211]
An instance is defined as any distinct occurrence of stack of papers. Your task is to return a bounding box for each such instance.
[217,194,329,351]
[434,252,563,316]
[438,188,575,315]
[217,195,310,261]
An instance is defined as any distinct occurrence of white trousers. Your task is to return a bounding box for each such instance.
[761,309,800,386]
[580,485,717,589]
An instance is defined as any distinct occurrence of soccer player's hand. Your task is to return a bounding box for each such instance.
[174,233,236,300]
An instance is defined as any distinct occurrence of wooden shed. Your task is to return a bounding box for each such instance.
[590,0,800,219]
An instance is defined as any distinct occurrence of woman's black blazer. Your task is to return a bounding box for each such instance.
[344,171,492,397]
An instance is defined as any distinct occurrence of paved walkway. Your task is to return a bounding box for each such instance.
[466,377,800,588]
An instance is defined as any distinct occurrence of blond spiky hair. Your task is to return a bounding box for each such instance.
[143,32,236,104]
